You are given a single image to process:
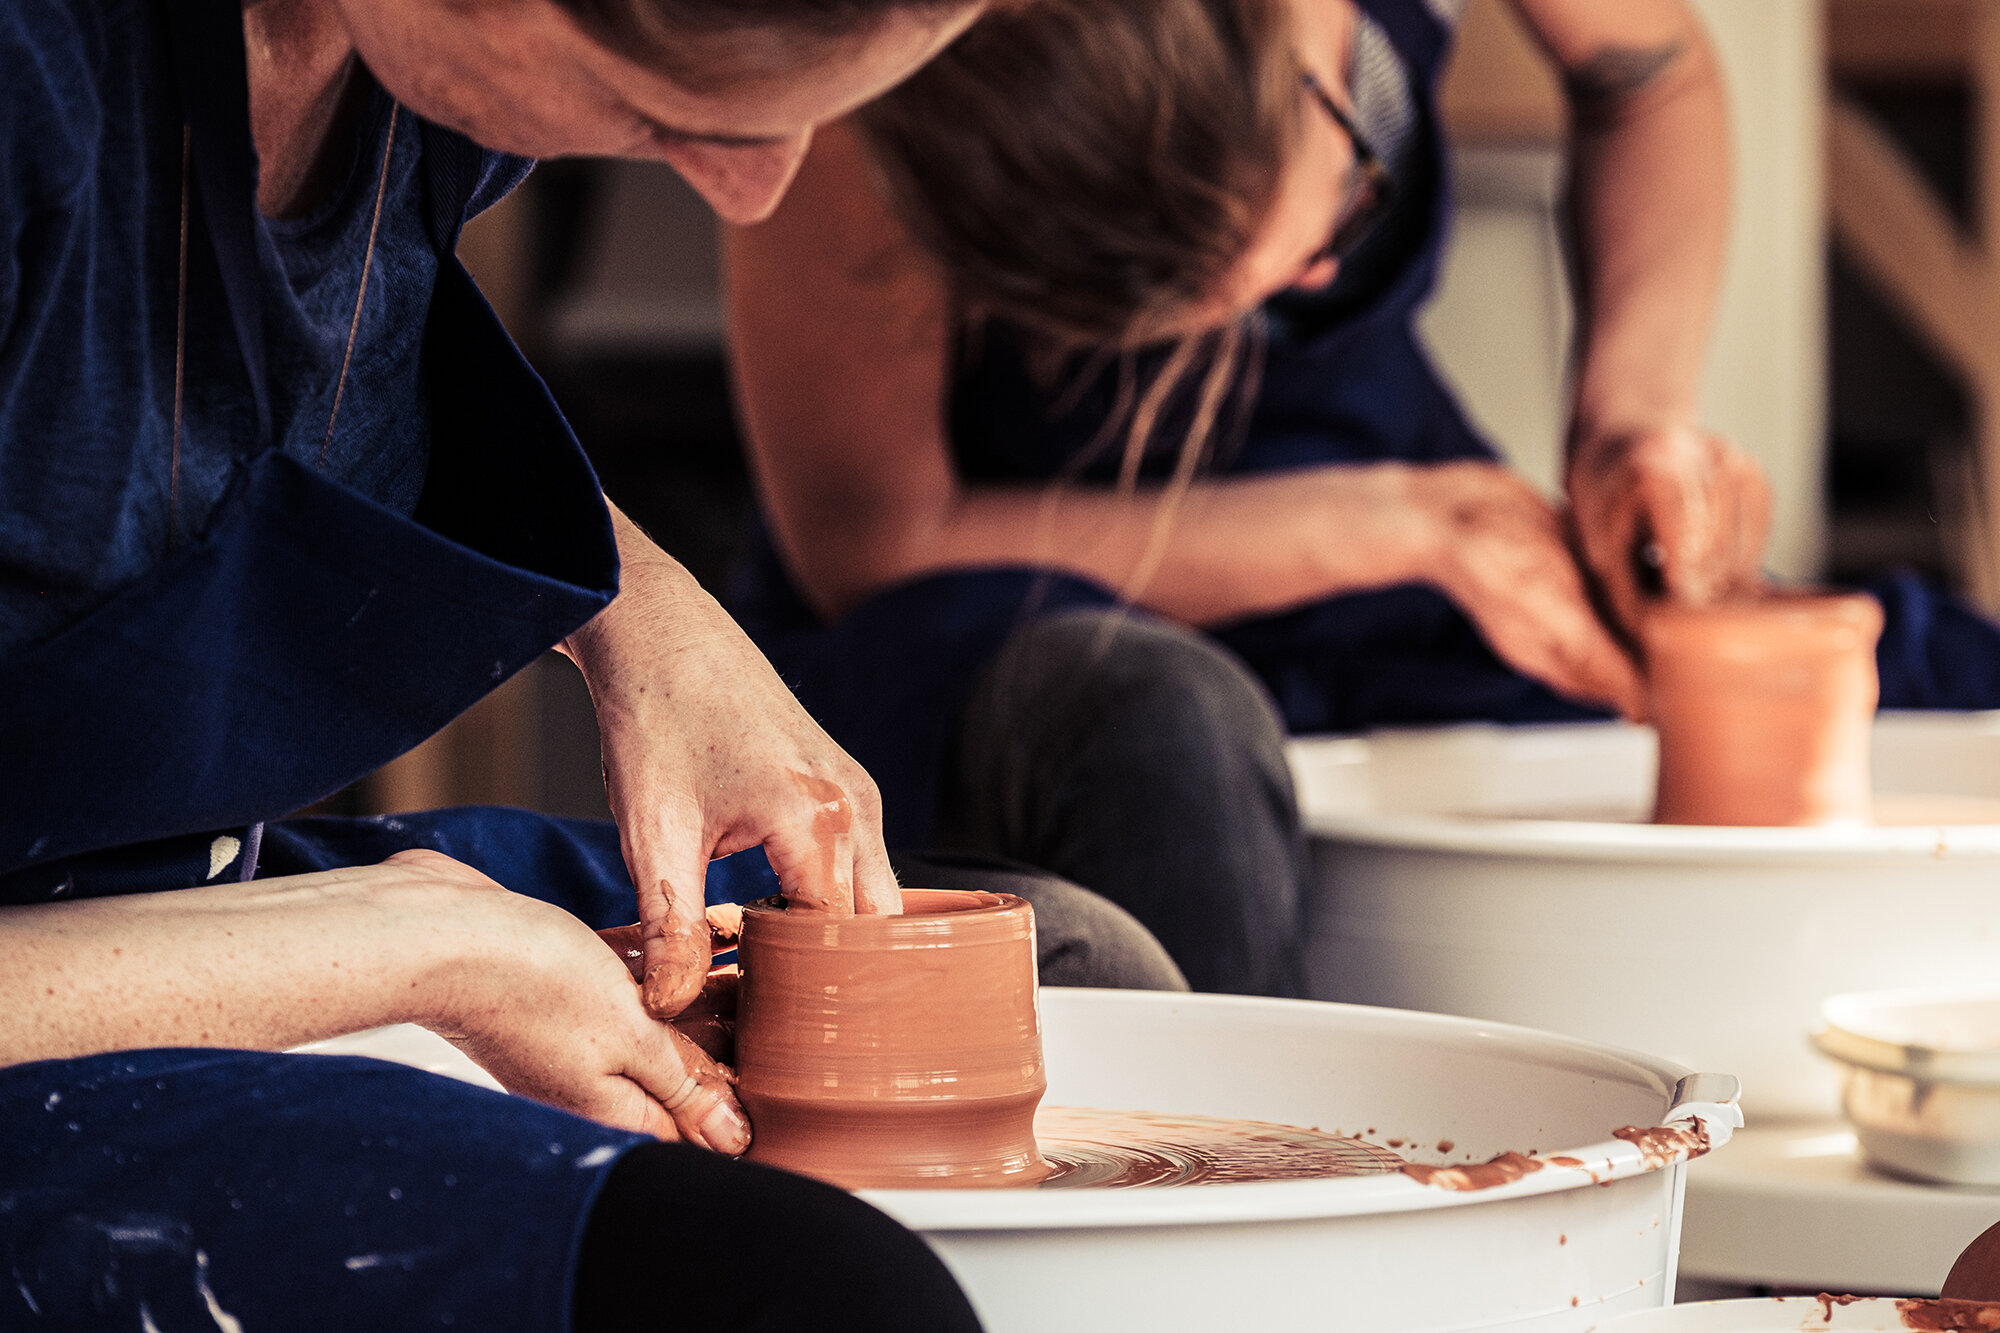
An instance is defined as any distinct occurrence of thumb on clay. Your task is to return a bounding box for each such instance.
[640,876,711,1021]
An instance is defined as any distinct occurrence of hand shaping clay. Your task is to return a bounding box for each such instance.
[734,889,1051,1190]
[1641,593,1884,826]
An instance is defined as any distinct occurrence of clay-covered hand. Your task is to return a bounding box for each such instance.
[598,919,740,1065]
[1408,460,1645,718]
[566,505,900,1025]
[402,851,751,1152]
[1566,426,1772,639]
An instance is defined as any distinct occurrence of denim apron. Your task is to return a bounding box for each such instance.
[0,5,653,1326]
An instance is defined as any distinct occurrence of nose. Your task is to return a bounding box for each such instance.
[1293,254,1341,293]
[661,132,815,225]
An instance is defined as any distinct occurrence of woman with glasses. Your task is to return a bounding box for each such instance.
[720,0,1762,997]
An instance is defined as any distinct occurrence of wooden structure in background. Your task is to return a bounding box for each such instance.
[1826,0,2000,606]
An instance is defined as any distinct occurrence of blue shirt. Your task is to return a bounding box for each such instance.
[0,0,527,659]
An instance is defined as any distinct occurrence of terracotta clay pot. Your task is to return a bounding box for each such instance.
[1641,592,1885,826]
[734,889,1051,1190]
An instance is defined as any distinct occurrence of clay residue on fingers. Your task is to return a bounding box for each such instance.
[661,1024,748,1155]
[705,903,744,948]
[1401,1150,1543,1191]
[640,888,709,1020]
[784,771,854,914]
[672,965,739,1065]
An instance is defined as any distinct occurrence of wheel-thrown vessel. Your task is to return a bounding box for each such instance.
[1641,593,1883,826]
[734,888,1049,1189]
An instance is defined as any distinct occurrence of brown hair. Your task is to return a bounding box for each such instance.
[856,0,1301,349]
[557,0,978,93]
[857,0,1298,604]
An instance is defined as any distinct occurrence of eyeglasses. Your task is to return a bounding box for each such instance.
[1299,70,1395,268]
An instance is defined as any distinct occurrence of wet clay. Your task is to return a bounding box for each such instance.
[1032,1108,1404,1188]
[1943,1219,2000,1302]
[1612,1120,1713,1169]
[1401,1151,1544,1191]
[734,889,1050,1190]
[1642,593,1884,826]
[1895,1299,2000,1331]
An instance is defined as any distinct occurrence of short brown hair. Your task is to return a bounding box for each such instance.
[857,0,1300,348]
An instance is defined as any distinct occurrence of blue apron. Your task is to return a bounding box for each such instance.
[0,0,623,902]
[0,4,660,1325]
[733,0,2000,849]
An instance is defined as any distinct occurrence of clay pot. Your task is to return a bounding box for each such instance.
[1641,592,1884,826]
[734,889,1051,1190]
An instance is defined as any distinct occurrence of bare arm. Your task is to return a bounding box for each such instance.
[0,850,747,1151]
[726,120,1640,711]
[1511,0,1770,630]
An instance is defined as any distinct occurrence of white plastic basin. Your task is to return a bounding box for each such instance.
[866,988,1739,1333]
[306,991,1740,1333]
[1293,713,2000,1118]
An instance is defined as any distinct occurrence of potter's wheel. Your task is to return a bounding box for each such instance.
[1033,1106,1404,1188]
[1292,712,2000,1118]
[300,990,1739,1332]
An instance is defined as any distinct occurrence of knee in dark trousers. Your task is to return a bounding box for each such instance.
[950,608,1308,997]
[573,1142,983,1332]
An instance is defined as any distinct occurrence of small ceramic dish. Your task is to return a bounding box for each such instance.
[1813,988,2000,1185]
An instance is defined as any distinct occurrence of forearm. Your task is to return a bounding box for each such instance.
[789,466,1436,628]
[0,864,484,1067]
[1564,25,1730,450]
[562,501,742,708]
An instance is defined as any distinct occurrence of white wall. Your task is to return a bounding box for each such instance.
[1420,0,1827,580]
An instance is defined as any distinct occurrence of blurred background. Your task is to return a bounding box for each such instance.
[329,0,1990,824]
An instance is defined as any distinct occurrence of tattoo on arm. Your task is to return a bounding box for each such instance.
[1563,40,1686,116]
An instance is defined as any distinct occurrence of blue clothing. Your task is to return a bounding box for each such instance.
[0,0,619,880]
[0,0,527,662]
[3,1048,642,1331]
[0,3,652,1325]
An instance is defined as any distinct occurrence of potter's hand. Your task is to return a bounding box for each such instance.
[566,502,900,1024]
[1409,461,1645,718]
[406,851,750,1152]
[1567,427,1771,640]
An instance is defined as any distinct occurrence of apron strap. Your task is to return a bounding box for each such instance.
[160,0,273,448]
[1353,0,1452,82]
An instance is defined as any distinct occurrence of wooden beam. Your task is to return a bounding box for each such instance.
[1827,95,2000,388]
[1827,0,1971,80]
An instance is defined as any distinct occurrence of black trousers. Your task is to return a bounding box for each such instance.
[575,1141,982,1331]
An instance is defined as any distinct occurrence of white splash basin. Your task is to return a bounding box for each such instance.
[1292,712,2000,1118]
[307,989,1739,1332]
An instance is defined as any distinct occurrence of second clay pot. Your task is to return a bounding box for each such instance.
[734,889,1051,1190]
[1641,592,1884,826]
